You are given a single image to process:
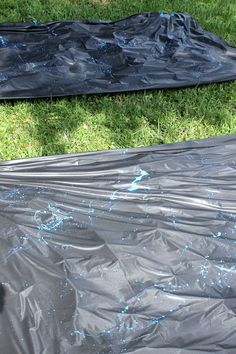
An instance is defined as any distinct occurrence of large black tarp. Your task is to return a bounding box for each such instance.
[0,12,236,99]
[1,134,236,353]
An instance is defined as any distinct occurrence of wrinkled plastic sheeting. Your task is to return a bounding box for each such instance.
[1,134,236,353]
[0,12,235,99]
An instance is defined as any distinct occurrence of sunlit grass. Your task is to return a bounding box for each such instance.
[0,0,236,160]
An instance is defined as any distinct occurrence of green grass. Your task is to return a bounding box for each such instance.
[0,0,236,160]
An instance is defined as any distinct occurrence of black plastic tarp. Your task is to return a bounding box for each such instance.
[1,134,236,353]
[0,12,236,99]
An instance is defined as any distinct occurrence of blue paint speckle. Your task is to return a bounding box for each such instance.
[88,57,113,76]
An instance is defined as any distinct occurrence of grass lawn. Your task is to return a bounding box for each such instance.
[0,0,236,160]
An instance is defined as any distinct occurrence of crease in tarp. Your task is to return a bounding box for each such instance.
[1,134,236,353]
[0,12,235,99]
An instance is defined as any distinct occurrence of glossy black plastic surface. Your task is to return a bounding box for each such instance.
[1,134,236,353]
[0,12,235,98]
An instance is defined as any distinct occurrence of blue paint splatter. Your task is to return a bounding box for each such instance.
[199,264,208,279]
[34,204,72,231]
[0,188,25,201]
[211,231,222,239]
[0,73,8,82]
[88,201,95,225]
[0,233,32,264]
[0,38,8,48]
[179,241,193,258]
[121,305,129,314]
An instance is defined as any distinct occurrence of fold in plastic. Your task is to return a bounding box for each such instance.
[1,134,236,353]
[0,12,236,99]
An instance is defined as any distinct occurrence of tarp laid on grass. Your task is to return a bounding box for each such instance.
[1,134,236,353]
[0,12,236,99]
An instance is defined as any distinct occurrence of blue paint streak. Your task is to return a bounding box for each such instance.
[108,168,149,208]
[128,169,149,192]
[110,191,118,201]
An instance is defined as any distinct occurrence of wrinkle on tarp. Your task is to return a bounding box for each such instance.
[0,12,235,99]
[1,134,236,353]
[0,284,5,312]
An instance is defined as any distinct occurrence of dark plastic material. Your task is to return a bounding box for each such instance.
[0,12,236,99]
[1,134,236,353]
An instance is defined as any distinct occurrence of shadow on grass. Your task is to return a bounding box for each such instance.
[22,79,236,158]
[26,92,156,156]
